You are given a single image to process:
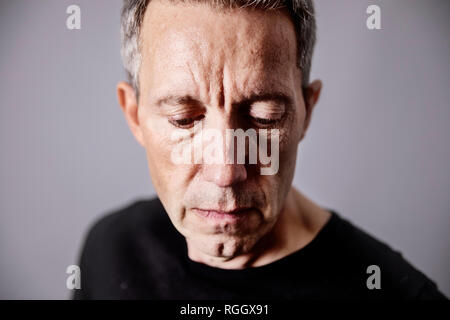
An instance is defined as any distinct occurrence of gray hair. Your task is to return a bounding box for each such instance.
[120,0,316,98]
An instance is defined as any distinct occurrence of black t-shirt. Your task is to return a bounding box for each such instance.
[73,197,446,300]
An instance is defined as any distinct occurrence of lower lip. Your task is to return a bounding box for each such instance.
[193,208,252,221]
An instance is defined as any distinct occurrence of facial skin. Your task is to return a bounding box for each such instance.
[117,0,328,269]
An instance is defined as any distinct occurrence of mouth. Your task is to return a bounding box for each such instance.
[192,207,253,222]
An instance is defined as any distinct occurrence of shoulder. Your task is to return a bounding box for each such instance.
[327,211,446,299]
[84,197,168,242]
[73,197,184,299]
[79,197,183,258]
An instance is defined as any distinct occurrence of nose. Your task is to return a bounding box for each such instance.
[202,163,247,187]
[199,109,249,187]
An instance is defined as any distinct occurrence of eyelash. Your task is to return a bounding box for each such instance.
[250,116,278,126]
[168,115,205,129]
[168,114,281,129]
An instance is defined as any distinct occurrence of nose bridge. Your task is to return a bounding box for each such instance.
[207,56,238,116]
[200,109,248,187]
[200,60,249,187]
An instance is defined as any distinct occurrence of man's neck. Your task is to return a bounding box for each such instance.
[186,187,332,269]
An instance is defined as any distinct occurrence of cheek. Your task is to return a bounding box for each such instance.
[257,172,289,216]
[141,116,193,210]
[143,131,173,177]
[142,114,181,173]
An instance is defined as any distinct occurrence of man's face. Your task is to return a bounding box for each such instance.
[128,1,312,259]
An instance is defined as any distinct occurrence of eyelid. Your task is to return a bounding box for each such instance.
[168,114,204,129]
[166,104,204,115]
[164,104,206,122]
[248,101,286,119]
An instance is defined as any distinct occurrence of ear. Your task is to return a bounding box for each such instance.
[117,81,145,147]
[300,79,322,141]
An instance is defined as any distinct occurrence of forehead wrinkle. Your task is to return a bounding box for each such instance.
[220,9,296,71]
[142,2,297,111]
[166,31,223,108]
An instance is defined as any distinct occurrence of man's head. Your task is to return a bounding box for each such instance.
[120,0,317,98]
[117,0,322,261]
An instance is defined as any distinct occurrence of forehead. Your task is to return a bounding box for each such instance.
[140,0,299,98]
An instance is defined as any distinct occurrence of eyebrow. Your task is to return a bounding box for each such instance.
[155,94,201,107]
[154,91,293,108]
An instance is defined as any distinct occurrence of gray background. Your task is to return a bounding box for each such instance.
[0,0,448,299]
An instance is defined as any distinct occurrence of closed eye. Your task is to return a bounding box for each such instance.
[168,114,205,129]
[251,116,278,126]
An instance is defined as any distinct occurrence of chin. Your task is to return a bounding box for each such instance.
[195,233,261,259]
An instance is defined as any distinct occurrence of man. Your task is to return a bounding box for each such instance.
[74,0,446,299]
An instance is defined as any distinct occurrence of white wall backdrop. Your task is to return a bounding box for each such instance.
[0,0,448,298]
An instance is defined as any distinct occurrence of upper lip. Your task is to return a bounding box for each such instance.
[194,207,252,214]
